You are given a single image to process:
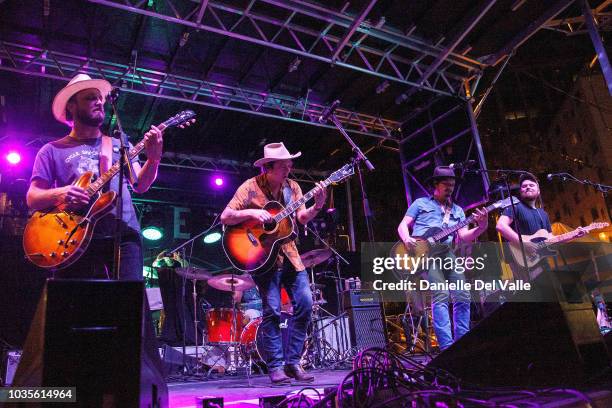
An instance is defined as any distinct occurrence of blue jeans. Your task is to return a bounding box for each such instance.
[253,261,313,369]
[427,252,471,350]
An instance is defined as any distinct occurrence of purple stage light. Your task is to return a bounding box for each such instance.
[213,176,224,187]
[6,151,21,165]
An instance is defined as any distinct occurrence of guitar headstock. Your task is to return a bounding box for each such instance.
[328,163,355,184]
[585,222,609,231]
[492,196,520,210]
[163,110,196,129]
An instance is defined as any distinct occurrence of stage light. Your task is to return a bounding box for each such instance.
[599,232,608,241]
[213,176,224,187]
[203,232,221,244]
[6,151,21,165]
[142,226,164,241]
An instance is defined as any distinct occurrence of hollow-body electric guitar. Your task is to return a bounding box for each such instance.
[23,110,196,269]
[222,163,355,276]
[389,196,519,274]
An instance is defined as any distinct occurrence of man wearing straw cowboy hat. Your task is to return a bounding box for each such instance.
[397,165,489,351]
[221,142,327,384]
[26,73,165,280]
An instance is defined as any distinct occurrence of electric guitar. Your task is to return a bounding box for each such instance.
[508,222,609,268]
[389,196,520,274]
[23,110,196,269]
[222,163,355,276]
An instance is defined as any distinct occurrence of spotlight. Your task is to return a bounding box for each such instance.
[213,176,224,187]
[6,151,21,165]
[203,232,221,244]
[142,226,164,241]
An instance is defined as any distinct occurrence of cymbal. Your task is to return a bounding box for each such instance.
[301,249,333,268]
[311,283,326,290]
[208,273,255,292]
[175,267,213,281]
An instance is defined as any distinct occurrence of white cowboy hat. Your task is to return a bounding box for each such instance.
[52,74,112,125]
[253,142,301,167]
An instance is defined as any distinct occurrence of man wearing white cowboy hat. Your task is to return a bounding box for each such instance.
[397,165,489,351]
[221,142,327,384]
[26,73,165,280]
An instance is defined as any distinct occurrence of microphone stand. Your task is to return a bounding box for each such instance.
[550,173,612,221]
[324,109,376,242]
[470,168,532,281]
[108,90,138,280]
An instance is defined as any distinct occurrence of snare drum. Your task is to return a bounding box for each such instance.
[205,308,245,344]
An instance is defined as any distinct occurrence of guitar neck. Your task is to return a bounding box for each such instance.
[430,202,496,241]
[273,178,332,222]
[85,123,167,197]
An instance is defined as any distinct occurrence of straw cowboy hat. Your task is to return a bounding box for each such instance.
[253,142,301,167]
[52,74,112,125]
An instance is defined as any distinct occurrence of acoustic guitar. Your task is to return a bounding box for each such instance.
[222,163,355,276]
[23,110,196,269]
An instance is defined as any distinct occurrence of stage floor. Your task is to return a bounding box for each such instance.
[167,368,350,407]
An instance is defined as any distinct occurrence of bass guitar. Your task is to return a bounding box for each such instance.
[23,110,196,269]
[389,196,519,274]
[508,221,608,268]
[222,163,355,276]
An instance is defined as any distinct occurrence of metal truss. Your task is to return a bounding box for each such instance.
[8,136,326,183]
[545,0,612,35]
[0,41,400,140]
[85,0,484,97]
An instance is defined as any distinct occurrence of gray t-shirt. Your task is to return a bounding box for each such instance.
[30,135,141,238]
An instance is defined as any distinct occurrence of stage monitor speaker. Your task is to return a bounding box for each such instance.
[343,290,387,350]
[428,270,611,386]
[11,279,168,407]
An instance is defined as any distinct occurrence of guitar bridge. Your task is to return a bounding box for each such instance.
[246,229,259,247]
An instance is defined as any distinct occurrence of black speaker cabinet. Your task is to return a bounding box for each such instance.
[428,270,611,386]
[11,279,168,407]
[343,290,387,350]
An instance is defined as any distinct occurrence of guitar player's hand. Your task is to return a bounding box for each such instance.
[144,125,164,161]
[250,209,273,224]
[403,236,417,249]
[57,185,89,207]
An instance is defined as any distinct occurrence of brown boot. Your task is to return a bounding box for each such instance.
[269,367,291,384]
[284,364,314,382]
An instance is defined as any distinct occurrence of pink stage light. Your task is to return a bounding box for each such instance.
[6,151,21,165]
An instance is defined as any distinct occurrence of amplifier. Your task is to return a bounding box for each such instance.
[342,290,387,350]
[343,289,381,309]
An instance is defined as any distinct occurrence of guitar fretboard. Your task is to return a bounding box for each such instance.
[273,178,332,222]
[430,202,498,242]
[84,123,168,197]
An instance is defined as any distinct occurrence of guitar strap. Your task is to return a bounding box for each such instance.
[99,135,112,176]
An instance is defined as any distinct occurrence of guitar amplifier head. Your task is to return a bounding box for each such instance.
[342,289,381,309]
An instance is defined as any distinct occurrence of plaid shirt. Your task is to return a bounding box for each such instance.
[226,174,306,271]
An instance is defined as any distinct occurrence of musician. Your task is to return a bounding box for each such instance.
[220,142,326,384]
[26,74,164,280]
[397,166,488,351]
[495,173,553,281]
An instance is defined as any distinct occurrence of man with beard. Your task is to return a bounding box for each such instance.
[496,173,553,282]
[397,166,488,351]
[26,74,164,280]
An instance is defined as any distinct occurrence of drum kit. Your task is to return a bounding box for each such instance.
[153,246,351,377]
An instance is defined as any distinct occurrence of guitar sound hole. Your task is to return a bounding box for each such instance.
[263,220,277,232]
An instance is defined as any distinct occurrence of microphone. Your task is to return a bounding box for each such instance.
[448,160,476,169]
[547,173,567,181]
[318,100,341,123]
